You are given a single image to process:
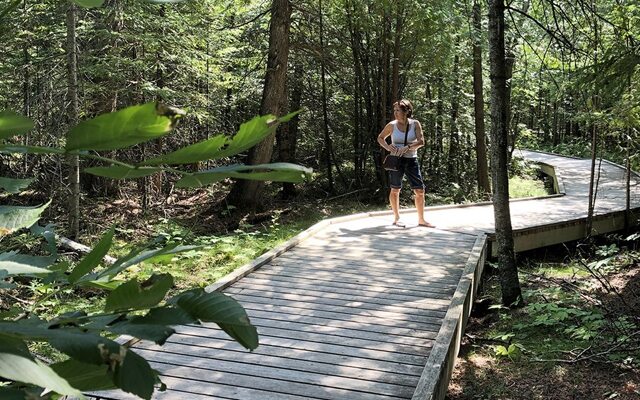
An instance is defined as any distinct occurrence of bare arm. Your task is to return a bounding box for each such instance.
[377,123,395,152]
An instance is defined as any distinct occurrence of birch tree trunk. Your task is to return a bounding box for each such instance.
[66,2,80,239]
[488,0,522,307]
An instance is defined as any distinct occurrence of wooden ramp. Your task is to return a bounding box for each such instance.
[91,150,640,400]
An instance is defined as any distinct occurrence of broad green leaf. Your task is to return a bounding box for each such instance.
[107,322,175,345]
[0,111,33,140]
[0,251,55,276]
[0,353,83,397]
[0,387,26,400]
[66,102,184,151]
[49,332,121,366]
[30,223,57,258]
[73,0,105,7]
[0,280,15,289]
[216,114,277,158]
[0,201,50,234]
[105,274,173,312]
[113,349,159,400]
[141,134,227,165]
[0,177,33,194]
[0,144,64,154]
[130,306,196,326]
[68,227,115,283]
[84,165,162,179]
[52,359,115,391]
[277,110,302,123]
[79,279,122,291]
[170,289,258,350]
[0,334,32,359]
[95,244,200,280]
[176,163,312,188]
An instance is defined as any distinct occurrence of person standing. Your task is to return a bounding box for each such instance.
[377,99,434,228]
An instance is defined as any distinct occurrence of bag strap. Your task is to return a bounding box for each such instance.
[403,119,411,146]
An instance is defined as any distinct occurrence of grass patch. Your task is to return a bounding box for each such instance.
[509,175,549,198]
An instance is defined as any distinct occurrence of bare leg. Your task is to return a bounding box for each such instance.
[413,188,433,226]
[389,188,401,223]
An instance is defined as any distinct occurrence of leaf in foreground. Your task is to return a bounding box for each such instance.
[0,251,55,276]
[176,162,312,188]
[170,289,258,350]
[84,165,163,180]
[105,274,174,312]
[0,353,83,398]
[0,111,33,140]
[0,177,33,193]
[0,201,50,234]
[68,226,115,283]
[66,102,184,151]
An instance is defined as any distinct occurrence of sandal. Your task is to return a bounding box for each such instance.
[418,222,435,228]
[392,221,406,228]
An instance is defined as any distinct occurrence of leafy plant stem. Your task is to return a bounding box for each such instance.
[77,151,189,176]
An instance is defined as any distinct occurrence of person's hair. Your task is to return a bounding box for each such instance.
[393,99,413,117]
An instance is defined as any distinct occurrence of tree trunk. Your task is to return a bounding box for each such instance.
[586,7,599,237]
[345,0,364,186]
[391,2,404,102]
[447,49,461,183]
[66,2,80,239]
[433,76,444,188]
[278,61,302,199]
[488,0,522,307]
[472,1,491,197]
[319,0,334,194]
[226,0,291,209]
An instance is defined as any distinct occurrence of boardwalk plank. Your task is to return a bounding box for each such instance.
[146,358,412,400]
[133,341,420,386]
[165,333,425,376]
[268,256,464,283]
[227,292,446,328]
[135,347,416,397]
[231,275,451,304]
[233,274,453,305]
[229,308,439,340]
[229,280,450,312]
[175,326,429,365]
[238,300,445,331]
[246,269,458,296]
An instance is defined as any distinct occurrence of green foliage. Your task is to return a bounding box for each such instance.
[0,177,34,194]
[0,111,33,140]
[0,106,312,187]
[66,103,182,151]
[0,101,310,398]
[0,201,50,235]
[494,343,521,361]
[514,302,606,341]
[0,224,258,399]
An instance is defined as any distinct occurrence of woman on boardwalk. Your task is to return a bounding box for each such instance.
[377,99,434,228]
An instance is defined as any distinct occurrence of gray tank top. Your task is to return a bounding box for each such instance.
[391,119,418,158]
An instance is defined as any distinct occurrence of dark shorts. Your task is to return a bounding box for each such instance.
[389,157,425,190]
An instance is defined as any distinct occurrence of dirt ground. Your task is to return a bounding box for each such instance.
[447,261,640,400]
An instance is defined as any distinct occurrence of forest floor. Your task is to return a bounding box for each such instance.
[447,242,640,400]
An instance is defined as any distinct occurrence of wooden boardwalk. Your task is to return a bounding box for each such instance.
[91,150,640,400]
